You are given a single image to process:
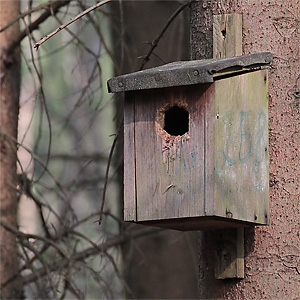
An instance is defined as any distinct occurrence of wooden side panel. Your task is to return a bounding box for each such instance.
[214,70,269,224]
[134,86,207,221]
[124,93,136,221]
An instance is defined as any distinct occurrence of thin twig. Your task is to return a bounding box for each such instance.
[77,0,119,73]
[34,0,112,50]
[0,1,54,33]
[139,1,191,71]
[105,251,135,297]
[21,17,53,184]
[1,131,67,201]
[18,173,51,239]
[47,153,107,161]
[22,227,161,285]
[98,121,122,224]
[0,221,70,259]
[5,0,72,55]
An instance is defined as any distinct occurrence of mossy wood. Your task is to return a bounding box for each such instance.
[109,53,271,231]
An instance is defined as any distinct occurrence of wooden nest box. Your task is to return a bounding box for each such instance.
[108,53,272,231]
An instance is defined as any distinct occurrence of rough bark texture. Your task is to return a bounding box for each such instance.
[111,1,199,298]
[191,0,300,298]
[190,0,214,60]
[0,0,22,298]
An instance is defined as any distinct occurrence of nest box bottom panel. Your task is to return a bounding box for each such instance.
[137,216,255,231]
[123,70,269,231]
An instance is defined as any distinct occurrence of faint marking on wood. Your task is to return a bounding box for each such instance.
[213,13,245,280]
[124,93,136,221]
[214,70,269,220]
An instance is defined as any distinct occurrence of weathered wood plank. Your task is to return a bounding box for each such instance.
[214,70,269,224]
[124,93,136,221]
[107,52,272,93]
[204,83,216,216]
[214,228,244,279]
[134,86,206,221]
[213,13,245,280]
[213,13,242,58]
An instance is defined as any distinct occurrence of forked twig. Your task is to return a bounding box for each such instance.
[34,0,111,50]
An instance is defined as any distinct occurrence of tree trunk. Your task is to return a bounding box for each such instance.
[111,1,200,298]
[0,0,22,298]
[191,0,300,298]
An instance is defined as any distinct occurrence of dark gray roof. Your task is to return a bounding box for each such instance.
[107,52,273,93]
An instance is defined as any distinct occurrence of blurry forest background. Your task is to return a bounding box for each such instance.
[1,0,198,299]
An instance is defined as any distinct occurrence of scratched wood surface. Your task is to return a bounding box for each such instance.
[213,69,269,224]
[124,93,136,221]
[134,86,208,221]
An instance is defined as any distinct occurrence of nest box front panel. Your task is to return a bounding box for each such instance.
[209,70,270,224]
[127,85,211,222]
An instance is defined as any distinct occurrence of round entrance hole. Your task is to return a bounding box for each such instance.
[164,106,189,136]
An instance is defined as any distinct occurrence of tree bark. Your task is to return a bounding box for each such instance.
[0,0,22,298]
[191,0,300,298]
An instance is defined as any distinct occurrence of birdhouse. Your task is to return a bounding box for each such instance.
[107,52,272,231]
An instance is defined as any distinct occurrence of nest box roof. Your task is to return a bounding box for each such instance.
[107,52,273,93]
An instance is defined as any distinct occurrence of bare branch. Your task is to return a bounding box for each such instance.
[0,1,55,33]
[98,123,122,225]
[47,152,107,162]
[139,1,191,71]
[0,221,70,259]
[104,251,135,297]
[5,0,72,55]
[22,227,161,285]
[1,131,68,201]
[34,0,112,50]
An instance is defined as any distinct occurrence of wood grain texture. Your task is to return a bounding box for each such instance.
[204,83,216,216]
[124,93,136,221]
[213,13,242,58]
[212,13,245,280]
[134,86,207,221]
[213,70,269,224]
[214,228,244,279]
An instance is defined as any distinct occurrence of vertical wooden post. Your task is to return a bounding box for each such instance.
[213,13,244,279]
[213,13,242,58]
